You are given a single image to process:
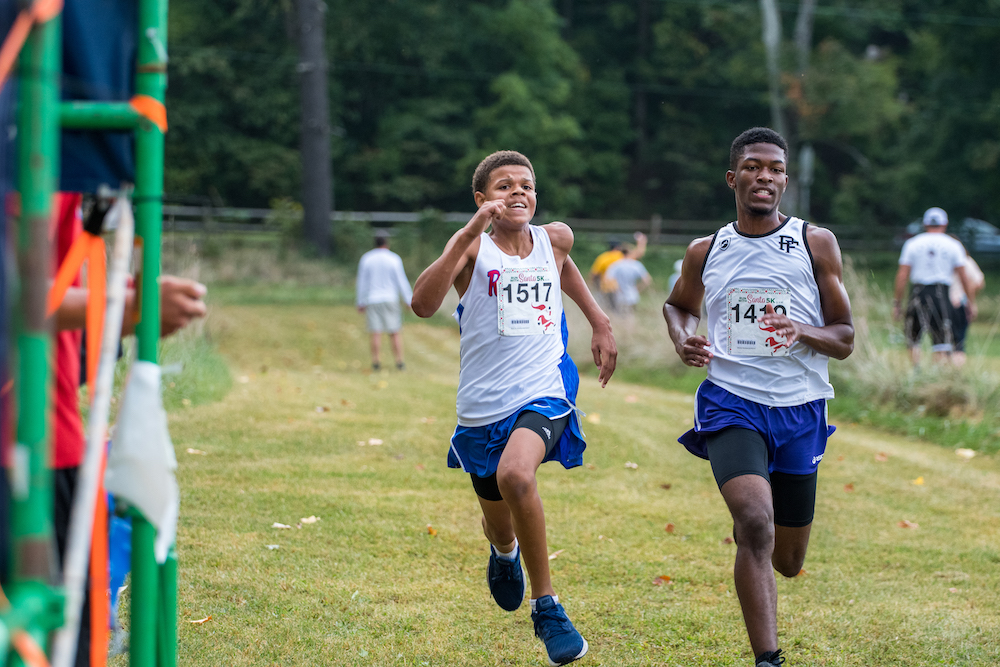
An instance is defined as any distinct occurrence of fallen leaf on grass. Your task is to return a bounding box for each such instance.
[875,452,889,462]
[300,516,321,524]
[949,587,958,593]
[586,413,601,424]
[585,463,596,470]
[185,448,207,456]
[723,536,735,544]
[340,399,356,408]
[624,394,638,403]
[598,535,604,540]
[265,545,279,550]
[837,455,845,461]
[415,464,426,471]
[368,438,383,446]
[624,461,638,469]
[426,524,437,537]
[652,575,671,586]
[189,616,212,624]
[548,549,565,560]
[238,376,250,384]
[664,523,675,533]
[315,406,330,413]
[419,417,437,424]
[898,520,919,529]
[956,448,976,460]
[376,380,389,390]
[393,454,405,460]
[796,569,808,577]
[181,398,192,407]
[660,483,672,490]
[844,483,855,492]
[272,523,292,529]
[913,476,925,486]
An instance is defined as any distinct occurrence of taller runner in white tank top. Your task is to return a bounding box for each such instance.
[701,217,834,407]
[455,225,570,426]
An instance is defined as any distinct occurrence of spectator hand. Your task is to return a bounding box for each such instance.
[160,276,207,336]
[967,301,978,322]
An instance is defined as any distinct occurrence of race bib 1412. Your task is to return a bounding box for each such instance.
[726,287,792,356]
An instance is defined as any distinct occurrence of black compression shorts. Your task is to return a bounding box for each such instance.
[706,428,818,528]
[470,411,569,502]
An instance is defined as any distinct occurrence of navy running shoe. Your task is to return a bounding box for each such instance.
[487,545,525,611]
[756,649,786,666]
[531,595,588,666]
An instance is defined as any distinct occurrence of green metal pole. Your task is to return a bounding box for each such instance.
[6,10,67,667]
[131,0,170,663]
[60,101,143,130]
[9,9,64,663]
[157,548,178,667]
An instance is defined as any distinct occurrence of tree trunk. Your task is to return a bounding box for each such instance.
[794,0,817,219]
[295,0,333,256]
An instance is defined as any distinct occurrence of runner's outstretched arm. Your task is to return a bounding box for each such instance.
[411,200,505,317]
[561,254,617,387]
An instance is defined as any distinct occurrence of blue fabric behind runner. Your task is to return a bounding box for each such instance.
[61,0,137,192]
[0,0,17,584]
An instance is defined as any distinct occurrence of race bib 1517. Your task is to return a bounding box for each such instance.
[497,267,558,336]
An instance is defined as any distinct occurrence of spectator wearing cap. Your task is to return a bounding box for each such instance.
[356,233,413,370]
[893,207,978,365]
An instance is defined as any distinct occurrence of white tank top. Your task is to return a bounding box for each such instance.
[701,217,834,407]
[455,225,568,426]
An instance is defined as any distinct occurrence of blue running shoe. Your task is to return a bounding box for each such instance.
[488,545,525,611]
[531,595,588,666]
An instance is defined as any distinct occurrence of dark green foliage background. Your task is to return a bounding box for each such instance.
[165,0,1000,229]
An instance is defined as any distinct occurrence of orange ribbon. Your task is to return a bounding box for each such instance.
[130,94,167,133]
[47,231,106,396]
[12,630,50,667]
[0,0,64,93]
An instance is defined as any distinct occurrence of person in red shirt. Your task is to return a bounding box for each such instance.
[51,193,206,666]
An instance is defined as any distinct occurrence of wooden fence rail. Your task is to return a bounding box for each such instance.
[160,205,899,251]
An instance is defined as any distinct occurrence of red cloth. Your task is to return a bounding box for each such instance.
[52,192,84,469]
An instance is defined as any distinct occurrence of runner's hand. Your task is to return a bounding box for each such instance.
[467,199,507,236]
[592,324,617,387]
[676,335,712,367]
[967,301,978,322]
[759,303,801,346]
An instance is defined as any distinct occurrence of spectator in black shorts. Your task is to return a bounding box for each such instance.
[893,207,978,366]
[949,250,984,367]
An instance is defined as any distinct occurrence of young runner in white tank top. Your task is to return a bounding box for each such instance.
[456,224,569,426]
[411,152,616,667]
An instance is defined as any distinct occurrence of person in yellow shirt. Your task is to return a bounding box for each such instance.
[590,232,647,303]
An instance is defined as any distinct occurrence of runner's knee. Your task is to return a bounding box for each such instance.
[732,505,774,552]
[772,547,806,578]
[496,467,537,500]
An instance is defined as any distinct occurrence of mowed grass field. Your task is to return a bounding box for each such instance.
[164,301,1000,666]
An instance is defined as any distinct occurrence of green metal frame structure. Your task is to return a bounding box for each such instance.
[3,0,175,665]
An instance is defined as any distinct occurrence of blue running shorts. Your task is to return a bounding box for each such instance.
[449,397,586,478]
[678,380,835,476]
